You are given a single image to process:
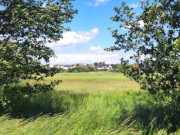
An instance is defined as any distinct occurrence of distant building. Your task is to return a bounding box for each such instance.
[49,65,54,68]
[72,64,77,67]
[97,64,112,71]
[60,65,74,70]
[52,62,114,71]
[79,63,85,68]
[88,64,94,67]
[54,64,60,68]
[132,65,141,70]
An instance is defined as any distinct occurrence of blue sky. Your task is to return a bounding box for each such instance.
[46,0,144,65]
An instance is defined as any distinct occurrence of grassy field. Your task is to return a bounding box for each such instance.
[0,72,179,135]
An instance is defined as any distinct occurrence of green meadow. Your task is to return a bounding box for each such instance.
[0,72,179,135]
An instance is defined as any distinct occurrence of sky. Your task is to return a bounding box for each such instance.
[45,0,144,65]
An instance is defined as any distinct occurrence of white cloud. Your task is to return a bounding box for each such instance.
[122,20,145,30]
[90,46,105,54]
[138,20,145,27]
[47,46,133,65]
[85,2,93,6]
[85,0,110,7]
[42,3,46,8]
[121,25,132,30]
[49,53,121,65]
[46,28,99,48]
[129,3,138,9]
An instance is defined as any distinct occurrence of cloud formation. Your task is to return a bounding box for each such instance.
[90,46,105,54]
[138,20,145,27]
[50,53,120,65]
[46,28,99,48]
[85,0,110,7]
[48,46,133,65]
[129,3,138,9]
[122,20,145,30]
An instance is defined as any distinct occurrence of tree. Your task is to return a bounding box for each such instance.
[94,62,98,67]
[108,0,180,129]
[118,65,124,73]
[111,64,119,69]
[0,0,77,109]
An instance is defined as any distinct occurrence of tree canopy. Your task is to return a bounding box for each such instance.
[108,0,179,95]
[0,0,77,108]
[108,0,180,129]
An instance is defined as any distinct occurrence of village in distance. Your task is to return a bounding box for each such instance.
[51,61,123,72]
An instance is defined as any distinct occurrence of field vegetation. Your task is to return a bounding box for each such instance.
[0,0,179,134]
[0,72,180,135]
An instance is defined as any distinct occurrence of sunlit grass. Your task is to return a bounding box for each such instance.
[49,72,141,93]
[0,72,179,135]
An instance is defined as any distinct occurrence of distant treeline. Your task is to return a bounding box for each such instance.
[67,66,95,73]
[53,64,126,73]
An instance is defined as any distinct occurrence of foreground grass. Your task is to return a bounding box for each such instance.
[0,72,179,134]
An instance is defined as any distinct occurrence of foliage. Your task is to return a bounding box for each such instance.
[108,0,180,130]
[0,0,77,109]
[118,65,124,73]
[111,64,119,69]
[97,68,108,71]
[67,66,95,72]
[110,64,125,72]
[51,67,65,73]
[94,61,106,67]
[94,62,99,67]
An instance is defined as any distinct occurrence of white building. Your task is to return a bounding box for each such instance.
[97,64,112,71]
[60,65,74,70]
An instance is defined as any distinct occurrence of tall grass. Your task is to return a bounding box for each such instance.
[0,72,179,134]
